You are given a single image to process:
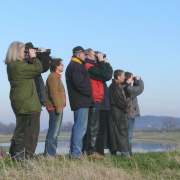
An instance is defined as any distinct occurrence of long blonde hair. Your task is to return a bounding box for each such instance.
[5,41,25,64]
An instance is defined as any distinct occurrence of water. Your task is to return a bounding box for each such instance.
[0,140,178,155]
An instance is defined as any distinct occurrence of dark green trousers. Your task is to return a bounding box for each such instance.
[22,112,40,158]
[9,114,30,161]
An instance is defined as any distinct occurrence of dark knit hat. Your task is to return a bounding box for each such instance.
[73,46,84,53]
[25,42,34,50]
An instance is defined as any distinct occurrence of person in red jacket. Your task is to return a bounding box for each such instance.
[83,48,109,159]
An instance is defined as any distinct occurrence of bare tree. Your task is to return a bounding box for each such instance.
[61,121,73,132]
[0,122,15,134]
[162,117,177,131]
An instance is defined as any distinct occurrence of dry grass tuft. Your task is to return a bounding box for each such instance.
[0,155,144,180]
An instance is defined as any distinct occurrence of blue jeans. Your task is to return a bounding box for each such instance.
[44,110,63,157]
[127,118,135,155]
[70,108,89,157]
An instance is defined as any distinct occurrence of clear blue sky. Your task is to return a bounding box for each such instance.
[0,0,179,130]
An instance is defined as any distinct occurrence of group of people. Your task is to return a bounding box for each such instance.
[5,41,144,161]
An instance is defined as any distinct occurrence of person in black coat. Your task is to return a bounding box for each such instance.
[65,46,94,158]
[108,69,131,157]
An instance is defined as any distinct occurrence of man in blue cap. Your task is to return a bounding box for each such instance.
[65,46,94,158]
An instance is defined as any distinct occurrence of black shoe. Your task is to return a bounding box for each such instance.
[111,151,117,156]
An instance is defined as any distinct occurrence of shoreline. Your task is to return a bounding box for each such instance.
[0,131,179,145]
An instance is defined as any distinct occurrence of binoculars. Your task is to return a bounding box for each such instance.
[24,48,51,54]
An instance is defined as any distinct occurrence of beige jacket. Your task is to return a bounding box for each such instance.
[46,72,66,113]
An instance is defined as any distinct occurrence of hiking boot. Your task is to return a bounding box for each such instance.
[127,156,133,159]
[25,154,35,161]
[70,155,83,160]
[121,152,131,158]
[110,151,117,156]
[88,152,104,159]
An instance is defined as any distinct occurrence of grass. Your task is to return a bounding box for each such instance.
[0,149,180,179]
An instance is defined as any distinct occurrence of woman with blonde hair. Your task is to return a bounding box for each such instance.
[5,41,42,161]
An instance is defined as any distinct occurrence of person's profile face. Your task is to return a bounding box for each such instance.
[79,52,86,61]
[129,74,133,83]
[118,73,125,83]
[21,46,25,59]
[56,62,64,73]
[90,51,96,61]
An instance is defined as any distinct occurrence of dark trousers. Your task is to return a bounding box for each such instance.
[83,101,100,155]
[9,114,30,160]
[22,112,41,157]
[96,110,109,155]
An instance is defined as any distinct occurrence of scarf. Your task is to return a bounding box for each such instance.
[55,72,61,79]
[113,79,126,100]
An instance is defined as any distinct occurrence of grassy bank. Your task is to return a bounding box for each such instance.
[133,132,180,145]
[0,149,180,179]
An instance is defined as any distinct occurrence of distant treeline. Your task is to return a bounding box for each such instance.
[42,121,73,133]
[0,122,15,135]
[0,121,73,135]
[135,116,180,132]
[1,116,180,134]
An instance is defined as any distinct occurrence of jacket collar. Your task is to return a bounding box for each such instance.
[112,79,121,86]
[71,57,84,64]
[122,81,130,86]
[85,59,96,66]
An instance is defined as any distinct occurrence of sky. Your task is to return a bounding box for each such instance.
[0,0,180,130]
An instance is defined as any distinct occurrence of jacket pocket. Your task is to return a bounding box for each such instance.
[18,94,41,114]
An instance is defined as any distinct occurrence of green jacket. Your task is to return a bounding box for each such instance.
[7,58,43,115]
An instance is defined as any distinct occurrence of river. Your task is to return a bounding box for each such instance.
[0,139,179,155]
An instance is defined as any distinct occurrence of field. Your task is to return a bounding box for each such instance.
[0,149,180,179]
[133,132,180,145]
[0,132,71,143]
